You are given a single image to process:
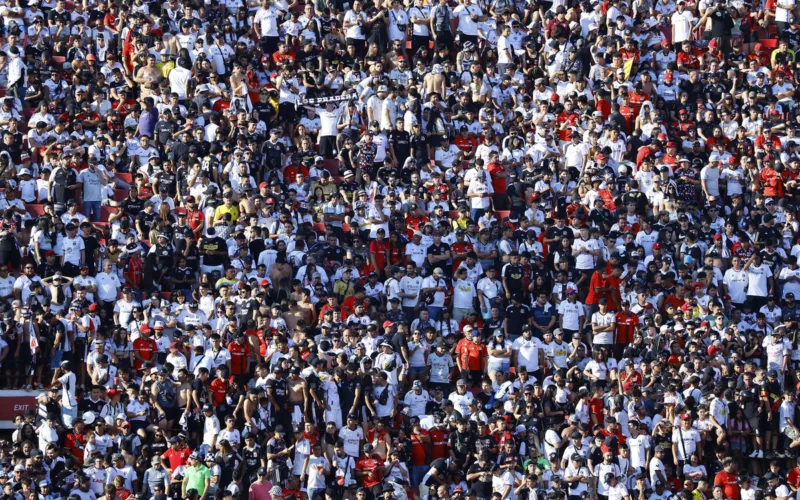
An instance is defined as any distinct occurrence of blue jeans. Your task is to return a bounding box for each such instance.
[307,488,326,500]
[412,465,428,488]
[427,305,442,322]
[84,201,101,222]
[50,349,64,369]
[62,406,77,429]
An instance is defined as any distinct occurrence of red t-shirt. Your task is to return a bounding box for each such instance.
[410,431,429,466]
[210,378,229,406]
[429,428,448,460]
[589,397,605,426]
[227,341,251,375]
[585,272,606,305]
[133,337,157,369]
[486,161,507,193]
[356,455,385,488]
[162,446,193,477]
[714,471,740,500]
[370,240,389,271]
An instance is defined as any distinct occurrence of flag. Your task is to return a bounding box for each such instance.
[623,58,636,81]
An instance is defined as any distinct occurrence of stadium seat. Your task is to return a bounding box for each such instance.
[100,206,118,222]
[323,159,340,177]
[116,173,133,184]
[493,210,510,221]
[114,189,127,202]
[27,204,45,218]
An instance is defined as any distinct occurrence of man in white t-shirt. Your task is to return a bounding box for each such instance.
[591,299,616,347]
[61,222,86,276]
[338,415,364,458]
[745,252,772,308]
[671,2,694,45]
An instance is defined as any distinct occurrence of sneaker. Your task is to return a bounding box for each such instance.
[749,450,759,458]
[757,450,765,458]
[23,384,31,392]
[766,451,777,459]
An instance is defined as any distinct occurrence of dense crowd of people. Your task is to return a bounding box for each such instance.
[4,0,800,500]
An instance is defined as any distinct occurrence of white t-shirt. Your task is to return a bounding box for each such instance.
[338,426,364,458]
[305,455,330,489]
[453,4,481,36]
[344,9,367,39]
[746,264,771,297]
[671,427,701,460]
[558,300,584,332]
[62,235,85,266]
[723,268,748,303]
[573,237,600,270]
[591,311,616,345]
[512,336,542,372]
[254,6,280,37]
[671,10,694,42]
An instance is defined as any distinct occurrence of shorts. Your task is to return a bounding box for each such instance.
[488,359,511,373]
[748,415,766,435]
[408,365,426,375]
[159,407,179,422]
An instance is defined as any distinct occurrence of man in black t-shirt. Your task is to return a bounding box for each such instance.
[465,451,496,499]
[389,121,411,168]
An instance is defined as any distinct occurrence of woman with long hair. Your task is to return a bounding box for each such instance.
[542,384,565,427]
[110,327,134,373]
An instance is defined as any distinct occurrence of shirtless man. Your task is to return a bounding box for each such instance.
[133,55,163,98]
[229,63,251,112]
[241,387,263,435]
[424,65,446,97]
[287,367,308,426]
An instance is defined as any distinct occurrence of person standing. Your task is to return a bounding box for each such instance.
[248,468,274,500]
[429,0,454,50]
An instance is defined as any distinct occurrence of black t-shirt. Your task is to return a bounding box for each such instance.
[136,210,157,236]
[154,120,177,145]
[266,376,288,407]
[156,171,178,197]
[427,242,450,267]
[389,130,411,165]
[425,458,448,486]
[466,461,495,497]
[322,245,346,265]
[200,236,227,267]
[122,197,145,217]
[82,234,100,274]
[546,225,572,253]
[503,264,525,293]
[410,133,429,163]
[390,331,408,355]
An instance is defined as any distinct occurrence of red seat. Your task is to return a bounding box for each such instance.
[758,39,779,58]
[323,159,340,177]
[116,173,133,184]
[113,189,127,202]
[161,292,172,300]
[93,222,110,231]
[27,204,45,218]
[493,210,511,222]
[342,224,350,232]
[313,223,326,234]
[100,206,118,222]
[448,210,460,219]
